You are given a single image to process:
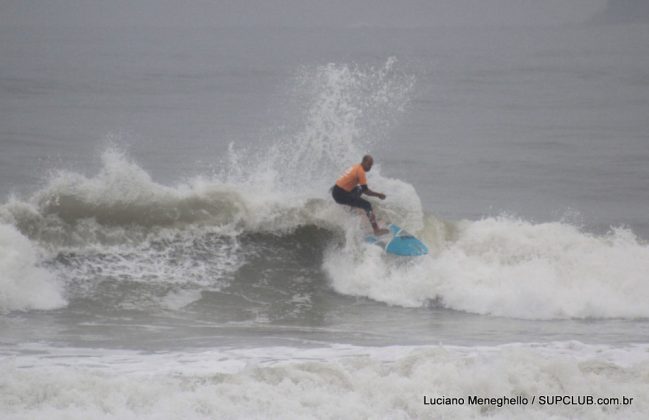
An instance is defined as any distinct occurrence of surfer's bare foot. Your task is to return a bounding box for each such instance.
[374,228,389,236]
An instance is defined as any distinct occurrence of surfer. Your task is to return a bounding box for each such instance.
[332,155,389,236]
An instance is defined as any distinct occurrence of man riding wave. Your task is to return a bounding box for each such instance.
[331,155,389,236]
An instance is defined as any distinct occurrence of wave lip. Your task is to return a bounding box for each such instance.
[0,224,66,313]
[32,149,247,228]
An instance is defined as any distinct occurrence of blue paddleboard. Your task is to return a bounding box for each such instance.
[365,223,428,256]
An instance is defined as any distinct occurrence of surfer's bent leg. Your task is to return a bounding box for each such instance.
[332,185,383,233]
[332,185,372,213]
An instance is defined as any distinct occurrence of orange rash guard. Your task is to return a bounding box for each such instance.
[335,164,367,192]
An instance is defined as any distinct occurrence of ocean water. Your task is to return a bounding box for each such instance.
[1,22,649,419]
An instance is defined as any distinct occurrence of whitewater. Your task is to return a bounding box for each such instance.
[1,22,649,419]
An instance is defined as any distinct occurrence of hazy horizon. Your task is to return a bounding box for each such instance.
[1,0,611,29]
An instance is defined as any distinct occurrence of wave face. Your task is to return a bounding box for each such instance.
[1,59,648,320]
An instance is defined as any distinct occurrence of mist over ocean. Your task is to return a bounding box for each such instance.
[1,1,649,418]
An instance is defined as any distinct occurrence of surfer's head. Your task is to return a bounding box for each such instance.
[361,155,374,172]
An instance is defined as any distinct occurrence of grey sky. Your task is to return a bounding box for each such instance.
[1,0,608,28]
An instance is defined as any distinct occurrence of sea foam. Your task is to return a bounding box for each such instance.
[325,216,649,320]
[0,223,65,313]
[1,342,647,419]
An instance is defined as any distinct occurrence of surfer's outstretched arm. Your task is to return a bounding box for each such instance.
[360,184,386,200]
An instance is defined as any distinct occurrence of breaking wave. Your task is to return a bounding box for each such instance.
[1,58,647,320]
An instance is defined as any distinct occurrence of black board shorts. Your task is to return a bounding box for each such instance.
[331,184,372,214]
